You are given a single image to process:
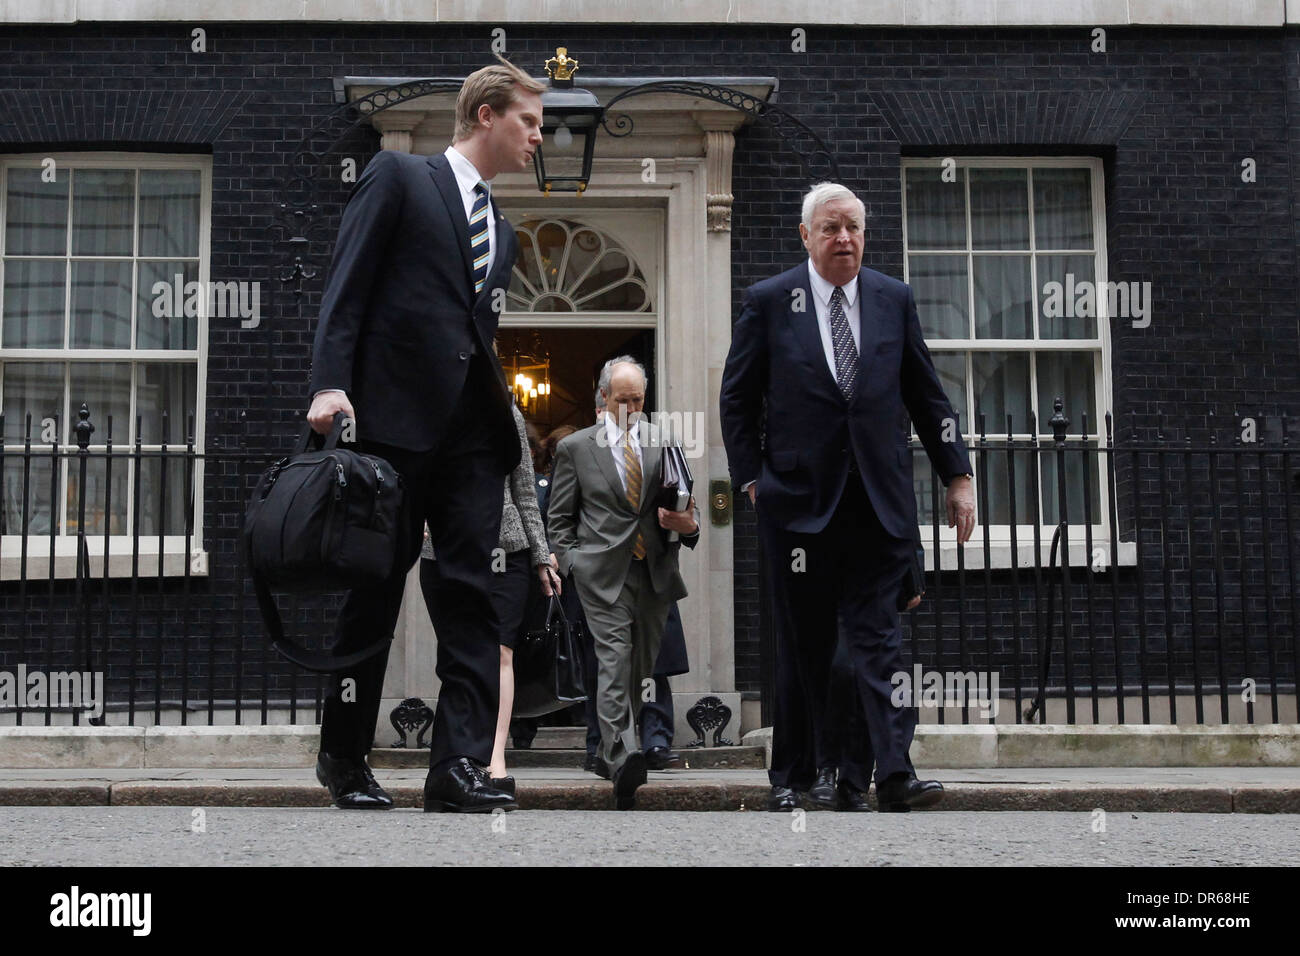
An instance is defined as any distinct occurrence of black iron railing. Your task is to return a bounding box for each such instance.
[904,400,1299,725]
[1,400,1296,726]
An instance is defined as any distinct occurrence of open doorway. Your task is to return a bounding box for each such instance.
[497,326,656,437]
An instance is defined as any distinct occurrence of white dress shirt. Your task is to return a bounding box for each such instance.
[604,412,644,498]
[805,257,862,377]
[444,143,496,280]
[314,145,496,401]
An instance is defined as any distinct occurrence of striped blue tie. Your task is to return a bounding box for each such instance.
[469,182,490,295]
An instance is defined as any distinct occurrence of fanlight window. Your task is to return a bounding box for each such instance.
[507,218,651,313]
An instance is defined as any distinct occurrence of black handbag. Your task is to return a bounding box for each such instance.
[512,589,587,718]
[243,413,404,672]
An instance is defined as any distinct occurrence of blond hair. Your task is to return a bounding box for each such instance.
[454,54,546,142]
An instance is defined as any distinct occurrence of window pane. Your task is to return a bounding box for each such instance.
[68,362,131,443]
[2,454,57,535]
[137,456,190,536]
[972,445,1036,525]
[137,261,199,349]
[973,255,1031,338]
[905,168,966,249]
[926,351,968,433]
[138,169,201,258]
[1040,440,1102,526]
[136,363,196,444]
[971,352,1031,433]
[1037,255,1097,339]
[563,226,603,289]
[66,456,128,535]
[2,259,65,347]
[969,168,1029,249]
[1033,168,1093,249]
[71,169,134,257]
[909,254,968,339]
[1036,352,1097,434]
[576,280,647,312]
[71,259,133,349]
[532,221,566,291]
[5,167,68,256]
[2,361,63,443]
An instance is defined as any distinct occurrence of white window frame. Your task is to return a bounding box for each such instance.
[0,152,212,579]
[901,156,1130,570]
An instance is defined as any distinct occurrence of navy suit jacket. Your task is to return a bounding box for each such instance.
[310,149,520,470]
[719,261,972,538]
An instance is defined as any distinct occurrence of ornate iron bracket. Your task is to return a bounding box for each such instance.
[275,79,468,302]
[600,80,841,182]
[389,696,435,748]
[685,695,735,748]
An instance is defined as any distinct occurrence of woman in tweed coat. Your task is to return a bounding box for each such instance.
[420,401,558,795]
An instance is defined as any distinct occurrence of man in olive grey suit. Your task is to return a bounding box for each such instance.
[547,357,700,809]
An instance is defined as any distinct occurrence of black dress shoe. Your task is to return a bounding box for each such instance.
[423,757,518,813]
[612,751,647,810]
[805,766,838,809]
[316,752,393,810]
[590,755,611,780]
[876,772,944,812]
[765,785,801,811]
[357,759,395,806]
[490,775,516,797]
[836,781,871,812]
[645,746,681,770]
[583,753,598,773]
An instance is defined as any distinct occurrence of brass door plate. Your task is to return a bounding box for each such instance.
[709,479,731,527]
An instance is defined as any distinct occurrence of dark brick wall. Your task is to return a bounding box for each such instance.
[1,24,1298,710]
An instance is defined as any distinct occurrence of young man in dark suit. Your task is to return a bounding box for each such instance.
[306,57,545,812]
[720,183,976,813]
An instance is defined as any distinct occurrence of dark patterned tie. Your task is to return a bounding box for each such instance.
[469,182,490,295]
[829,285,858,400]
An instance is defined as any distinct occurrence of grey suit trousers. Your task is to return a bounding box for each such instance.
[578,559,672,776]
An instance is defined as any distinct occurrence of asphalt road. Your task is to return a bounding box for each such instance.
[1,807,1297,866]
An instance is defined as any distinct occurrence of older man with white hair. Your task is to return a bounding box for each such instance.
[548,356,700,809]
[721,182,976,813]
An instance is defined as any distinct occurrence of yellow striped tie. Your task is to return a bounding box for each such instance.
[623,431,647,560]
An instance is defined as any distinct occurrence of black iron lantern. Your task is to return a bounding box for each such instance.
[534,48,603,195]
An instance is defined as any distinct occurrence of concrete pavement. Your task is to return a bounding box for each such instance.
[1,805,1297,866]
[1,765,1298,811]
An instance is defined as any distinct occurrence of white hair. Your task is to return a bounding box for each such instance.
[598,355,646,394]
[801,182,866,229]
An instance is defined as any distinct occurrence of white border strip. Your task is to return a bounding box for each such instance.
[0,0,1289,28]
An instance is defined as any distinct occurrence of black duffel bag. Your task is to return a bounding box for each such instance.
[512,587,587,719]
[244,413,404,672]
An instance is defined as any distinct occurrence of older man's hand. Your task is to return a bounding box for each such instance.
[946,475,976,544]
[658,505,699,535]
